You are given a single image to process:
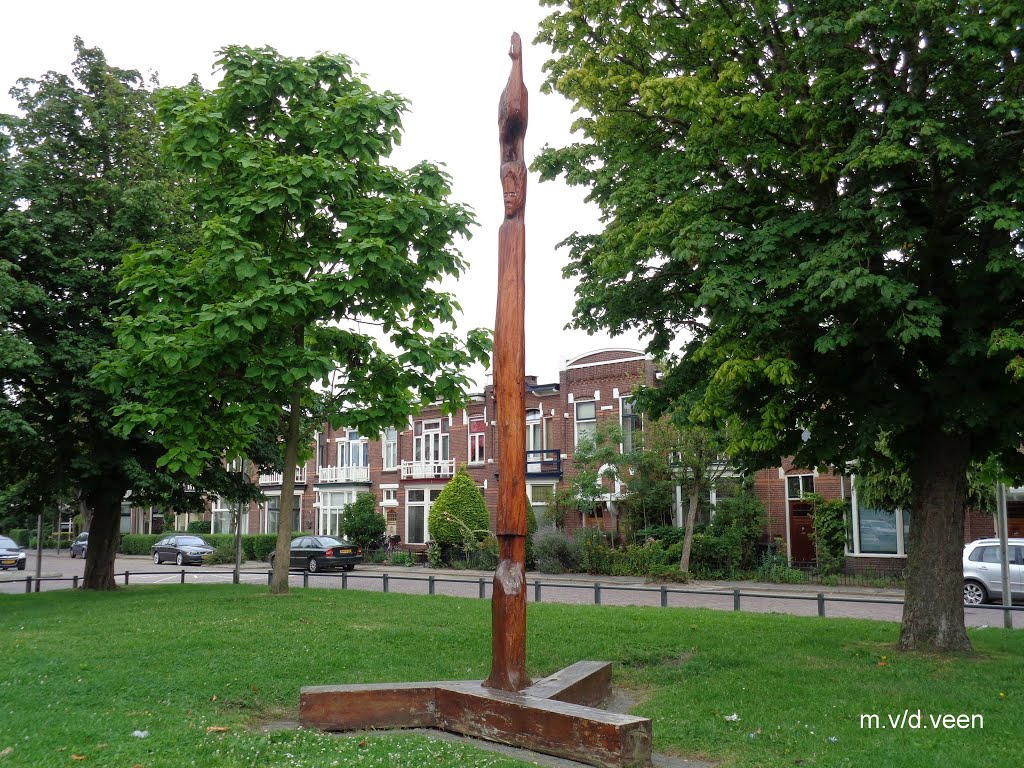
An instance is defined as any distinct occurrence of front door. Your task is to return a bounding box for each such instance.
[789,501,815,563]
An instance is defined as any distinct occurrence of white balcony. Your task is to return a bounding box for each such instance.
[259,467,308,485]
[317,465,371,484]
[400,459,455,480]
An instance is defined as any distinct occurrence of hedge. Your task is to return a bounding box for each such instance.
[118,533,291,561]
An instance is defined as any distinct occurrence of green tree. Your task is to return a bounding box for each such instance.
[568,418,623,528]
[99,46,489,594]
[341,492,386,551]
[623,416,732,574]
[536,1,1024,652]
[0,40,203,589]
[428,467,490,556]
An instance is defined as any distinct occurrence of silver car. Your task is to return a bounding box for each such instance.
[0,536,27,570]
[963,538,1024,605]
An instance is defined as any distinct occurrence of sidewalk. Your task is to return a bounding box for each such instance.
[31,549,907,599]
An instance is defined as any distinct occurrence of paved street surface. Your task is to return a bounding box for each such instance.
[2,550,1020,629]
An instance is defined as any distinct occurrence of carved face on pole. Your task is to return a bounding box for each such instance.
[501,162,527,218]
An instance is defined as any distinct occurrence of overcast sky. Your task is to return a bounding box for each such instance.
[1,0,649,387]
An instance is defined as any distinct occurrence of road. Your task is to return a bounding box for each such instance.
[2,550,1020,629]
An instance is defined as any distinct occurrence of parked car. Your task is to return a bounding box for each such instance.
[963,538,1024,605]
[151,535,216,566]
[70,532,89,558]
[269,536,362,573]
[0,536,27,570]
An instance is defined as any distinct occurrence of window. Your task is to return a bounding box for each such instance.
[381,488,398,506]
[383,428,398,471]
[318,490,356,537]
[849,478,910,556]
[212,497,232,534]
[414,418,450,464]
[787,475,815,500]
[526,409,543,471]
[575,401,596,446]
[469,416,486,464]
[528,484,555,527]
[317,433,328,470]
[621,398,642,454]
[337,430,369,468]
[265,494,301,534]
[406,488,442,544]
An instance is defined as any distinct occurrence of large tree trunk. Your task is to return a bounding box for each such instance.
[270,381,303,595]
[81,488,127,591]
[680,481,701,573]
[898,429,972,652]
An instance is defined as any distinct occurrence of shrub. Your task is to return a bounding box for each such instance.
[633,525,686,546]
[428,467,490,551]
[578,527,614,574]
[243,534,281,562]
[533,529,582,574]
[647,564,690,583]
[389,550,416,566]
[611,541,675,577]
[204,540,236,565]
[187,521,212,534]
[9,529,30,546]
[342,492,386,550]
[525,502,538,570]
[120,534,164,555]
[756,550,808,584]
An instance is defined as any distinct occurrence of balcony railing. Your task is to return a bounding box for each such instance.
[258,467,308,485]
[317,465,371,484]
[400,459,456,480]
[526,449,562,477]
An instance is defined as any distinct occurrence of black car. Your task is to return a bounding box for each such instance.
[70,532,88,558]
[269,536,362,572]
[151,535,215,566]
[0,536,27,570]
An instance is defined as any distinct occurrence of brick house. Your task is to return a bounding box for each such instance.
[183,345,1003,570]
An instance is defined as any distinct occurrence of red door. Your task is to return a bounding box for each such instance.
[789,501,815,563]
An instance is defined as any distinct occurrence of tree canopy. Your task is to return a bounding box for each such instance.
[536,1,1024,651]
[0,39,209,589]
[98,46,490,593]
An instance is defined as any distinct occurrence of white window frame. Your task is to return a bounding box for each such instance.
[263,492,302,534]
[620,396,642,454]
[405,487,442,545]
[847,477,909,557]
[414,418,450,464]
[574,401,597,447]
[316,489,357,538]
[382,427,398,471]
[468,415,486,465]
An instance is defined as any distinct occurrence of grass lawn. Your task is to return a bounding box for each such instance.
[1,585,1019,768]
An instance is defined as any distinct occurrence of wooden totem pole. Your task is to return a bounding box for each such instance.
[299,35,653,766]
[485,30,530,694]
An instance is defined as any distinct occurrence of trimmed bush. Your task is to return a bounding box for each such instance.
[428,467,490,549]
[533,529,582,574]
[9,529,31,546]
[342,492,386,550]
[187,521,212,534]
[120,534,164,555]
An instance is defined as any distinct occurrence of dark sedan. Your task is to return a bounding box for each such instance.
[70,532,88,558]
[269,536,362,573]
[151,535,215,566]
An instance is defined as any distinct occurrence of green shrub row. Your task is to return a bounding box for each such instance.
[533,528,687,578]
[8,529,31,546]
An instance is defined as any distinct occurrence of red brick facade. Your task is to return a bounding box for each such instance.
[187,347,999,568]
